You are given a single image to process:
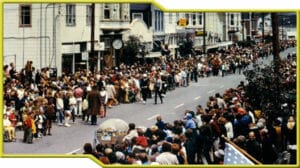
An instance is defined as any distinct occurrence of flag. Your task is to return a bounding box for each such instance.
[224,142,254,165]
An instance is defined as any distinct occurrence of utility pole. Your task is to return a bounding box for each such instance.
[271,13,280,74]
[90,3,95,73]
[203,12,206,54]
[262,13,265,42]
[271,13,281,111]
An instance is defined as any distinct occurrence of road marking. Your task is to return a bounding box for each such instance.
[174,103,184,109]
[207,89,215,94]
[147,114,160,120]
[66,148,81,154]
[219,85,224,89]
[194,96,201,100]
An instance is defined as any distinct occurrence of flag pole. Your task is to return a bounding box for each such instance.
[221,135,263,165]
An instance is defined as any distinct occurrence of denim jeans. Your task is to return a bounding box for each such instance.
[76,97,82,116]
[57,109,64,124]
[182,77,187,87]
[70,105,76,122]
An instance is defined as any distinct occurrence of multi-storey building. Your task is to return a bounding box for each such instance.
[4,3,131,75]
[4,3,247,75]
[4,3,103,75]
[223,12,242,42]
[98,3,130,68]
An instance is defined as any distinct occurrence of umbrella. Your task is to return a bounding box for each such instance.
[98,118,129,132]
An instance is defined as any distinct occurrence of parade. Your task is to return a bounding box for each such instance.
[2,3,297,166]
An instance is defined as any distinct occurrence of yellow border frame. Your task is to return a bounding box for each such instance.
[1,1,299,168]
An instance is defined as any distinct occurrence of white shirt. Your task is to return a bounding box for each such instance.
[100,91,108,104]
[122,129,138,142]
[216,97,227,109]
[225,122,234,139]
[69,97,77,106]
[181,70,187,78]
[56,98,64,110]
[156,152,179,165]
[4,118,12,127]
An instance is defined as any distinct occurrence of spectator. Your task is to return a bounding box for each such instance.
[156,142,179,164]
[3,113,16,142]
[246,131,262,161]
[122,123,138,142]
[83,143,98,158]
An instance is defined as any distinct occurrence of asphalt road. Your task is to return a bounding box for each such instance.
[3,47,295,155]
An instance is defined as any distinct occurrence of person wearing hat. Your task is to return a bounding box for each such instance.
[140,74,149,104]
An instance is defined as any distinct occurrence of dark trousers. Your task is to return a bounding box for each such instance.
[91,115,97,125]
[141,88,148,101]
[82,110,89,121]
[23,127,33,143]
[154,88,163,104]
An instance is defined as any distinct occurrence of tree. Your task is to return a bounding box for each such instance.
[244,61,295,120]
[121,35,141,65]
[178,36,194,57]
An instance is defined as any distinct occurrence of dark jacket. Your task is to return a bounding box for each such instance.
[87,88,101,115]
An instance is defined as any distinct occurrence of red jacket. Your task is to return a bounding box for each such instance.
[136,136,148,148]
[25,117,32,128]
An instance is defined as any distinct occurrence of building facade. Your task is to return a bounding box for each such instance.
[4,3,249,75]
[98,3,130,68]
[4,3,130,75]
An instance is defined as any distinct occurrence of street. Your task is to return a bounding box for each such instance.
[4,47,295,155]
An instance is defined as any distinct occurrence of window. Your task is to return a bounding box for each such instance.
[132,13,143,20]
[66,4,76,26]
[154,10,164,32]
[19,5,31,27]
[176,13,179,22]
[192,13,196,25]
[103,38,111,48]
[185,13,190,22]
[230,14,234,25]
[104,4,110,19]
[169,13,172,24]
[160,11,164,31]
[198,13,203,25]
[86,5,92,26]
[155,11,158,31]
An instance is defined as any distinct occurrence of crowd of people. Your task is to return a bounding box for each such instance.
[82,77,296,165]
[3,40,296,164]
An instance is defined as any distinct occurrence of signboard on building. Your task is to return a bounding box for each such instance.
[88,42,105,51]
[62,44,80,54]
[195,30,207,36]
[82,51,88,61]
[178,18,188,26]
[95,42,105,51]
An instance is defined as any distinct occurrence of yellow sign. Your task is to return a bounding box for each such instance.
[196,30,207,36]
[178,18,187,26]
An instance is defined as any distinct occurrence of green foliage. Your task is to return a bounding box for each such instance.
[121,35,141,65]
[244,61,296,118]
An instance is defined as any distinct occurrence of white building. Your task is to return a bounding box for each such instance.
[256,13,272,37]
[98,3,130,68]
[4,3,130,75]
